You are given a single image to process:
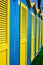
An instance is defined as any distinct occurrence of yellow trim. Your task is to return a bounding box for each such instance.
[20,2,28,10]
[7,0,10,65]
[31,2,35,8]
[31,12,35,16]
[40,13,43,19]
[40,13,42,16]
[36,8,40,14]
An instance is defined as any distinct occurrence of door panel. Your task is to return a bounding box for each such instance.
[20,42,26,65]
[0,0,10,65]
[36,17,39,54]
[31,13,35,61]
[20,2,28,65]
[40,21,41,48]
[41,22,43,46]
[0,50,7,65]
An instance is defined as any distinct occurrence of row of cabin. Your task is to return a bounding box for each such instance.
[0,0,43,65]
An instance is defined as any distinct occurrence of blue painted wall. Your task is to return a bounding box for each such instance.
[10,0,40,65]
[10,0,20,65]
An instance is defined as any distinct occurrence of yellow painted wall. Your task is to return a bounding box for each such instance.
[31,13,35,61]
[20,2,28,65]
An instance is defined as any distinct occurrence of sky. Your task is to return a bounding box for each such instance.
[30,0,43,14]
[30,0,38,8]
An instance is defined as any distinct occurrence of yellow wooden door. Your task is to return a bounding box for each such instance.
[36,17,39,54]
[41,22,43,46]
[31,13,35,61]
[0,0,10,65]
[20,2,28,65]
[40,21,41,48]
